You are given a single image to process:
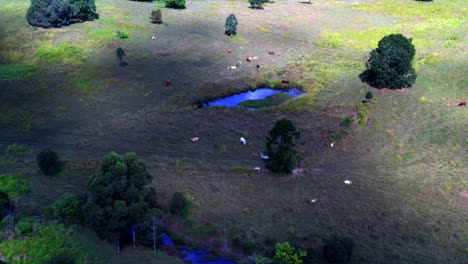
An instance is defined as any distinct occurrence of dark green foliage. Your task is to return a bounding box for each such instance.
[359,34,416,89]
[225,14,238,36]
[48,193,84,226]
[26,0,98,28]
[16,218,33,234]
[340,117,353,127]
[169,192,189,216]
[84,152,156,245]
[274,242,307,264]
[365,92,373,100]
[116,31,128,39]
[265,119,301,173]
[0,191,9,217]
[323,237,353,264]
[116,47,127,67]
[37,149,60,176]
[249,0,268,9]
[46,254,75,264]
[165,0,186,9]
[150,9,163,24]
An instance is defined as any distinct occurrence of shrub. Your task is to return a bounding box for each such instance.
[265,119,301,173]
[359,34,416,89]
[165,0,186,9]
[274,242,307,264]
[249,0,268,9]
[340,117,353,127]
[37,149,60,176]
[116,31,128,39]
[365,92,373,100]
[26,0,98,28]
[169,192,189,216]
[0,174,30,198]
[225,14,238,36]
[323,237,353,264]
[48,193,84,226]
[47,254,76,264]
[16,218,33,234]
[150,9,163,24]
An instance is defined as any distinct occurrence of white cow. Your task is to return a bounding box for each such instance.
[260,153,269,160]
[151,36,156,40]
[254,167,261,172]
[330,142,334,147]
[226,66,237,70]
[190,137,199,142]
[240,137,246,146]
[344,180,352,185]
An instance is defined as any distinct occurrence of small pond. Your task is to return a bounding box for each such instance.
[161,233,237,264]
[203,88,303,109]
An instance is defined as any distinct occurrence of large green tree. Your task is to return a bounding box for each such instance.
[265,119,301,173]
[84,152,156,254]
[26,0,98,28]
[359,34,416,89]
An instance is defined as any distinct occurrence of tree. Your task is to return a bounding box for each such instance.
[365,91,373,101]
[84,152,157,254]
[150,9,163,24]
[359,34,416,89]
[169,192,189,216]
[48,193,84,226]
[165,0,186,9]
[116,47,127,67]
[37,149,60,176]
[146,215,163,254]
[26,0,98,28]
[323,237,353,264]
[274,242,307,264]
[265,119,301,173]
[225,14,238,36]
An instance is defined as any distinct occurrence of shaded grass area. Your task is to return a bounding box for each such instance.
[0,64,39,80]
[0,107,44,131]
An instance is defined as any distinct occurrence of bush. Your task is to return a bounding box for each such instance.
[26,0,98,28]
[225,14,238,36]
[16,218,33,234]
[150,9,163,24]
[37,149,60,176]
[274,242,307,264]
[165,0,186,9]
[169,192,189,216]
[47,253,76,264]
[359,34,416,89]
[0,174,30,198]
[116,31,128,39]
[323,237,353,264]
[365,92,373,100]
[249,0,268,9]
[340,117,353,127]
[48,193,84,226]
[265,119,301,173]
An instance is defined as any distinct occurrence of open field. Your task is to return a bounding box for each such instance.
[0,0,467,263]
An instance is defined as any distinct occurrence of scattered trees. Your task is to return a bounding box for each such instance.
[323,237,353,264]
[37,149,60,176]
[26,0,98,28]
[274,242,307,264]
[150,9,163,24]
[225,14,238,36]
[83,152,157,254]
[359,34,417,89]
[165,0,186,9]
[265,119,301,173]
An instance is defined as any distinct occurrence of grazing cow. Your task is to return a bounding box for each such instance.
[252,56,258,60]
[226,66,237,70]
[457,100,466,106]
[165,80,171,86]
[309,198,317,203]
[236,61,242,67]
[240,137,246,146]
[254,167,261,172]
[227,49,232,53]
[344,180,352,185]
[256,64,260,68]
[330,142,334,147]
[190,137,199,142]
[268,51,275,55]
[260,153,269,160]
[281,80,290,84]
[151,36,156,40]
[246,57,252,62]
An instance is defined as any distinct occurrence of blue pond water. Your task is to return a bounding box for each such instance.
[161,233,237,264]
[203,88,303,108]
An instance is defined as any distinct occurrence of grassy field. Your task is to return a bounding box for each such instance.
[0,0,467,263]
